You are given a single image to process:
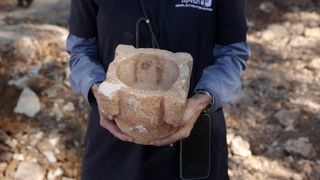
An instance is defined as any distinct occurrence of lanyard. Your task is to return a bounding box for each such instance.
[135,0,160,49]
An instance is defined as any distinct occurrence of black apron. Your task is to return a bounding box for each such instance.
[69,0,247,179]
[82,107,228,180]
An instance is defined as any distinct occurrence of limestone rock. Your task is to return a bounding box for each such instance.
[291,174,305,180]
[275,109,300,127]
[42,85,59,98]
[294,159,313,174]
[63,102,75,112]
[14,87,41,117]
[261,24,288,41]
[230,136,252,157]
[49,137,60,147]
[259,2,276,13]
[312,165,320,180]
[5,138,18,148]
[308,58,320,70]
[5,161,19,179]
[0,162,7,173]
[285,137,317,159]
[266,141,286,156]
[8,75,54,92]
[0,24,68,66]
[37,140,54,152]
[13,36,41,62]
[0,130,9,142]
[8,76,30,89]
[42,151,57,163]
[14,162,44,180]
[227,132,235,145]
[13,153,25,161]
[47,168,63,180]
[96,45,193,144]
[291,23,305,35]
[304,28,320,39]
[0,152,13,162]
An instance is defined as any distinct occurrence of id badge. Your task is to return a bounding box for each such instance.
[180,113,212,180]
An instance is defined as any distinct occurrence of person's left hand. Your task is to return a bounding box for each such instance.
[150,93,212,146]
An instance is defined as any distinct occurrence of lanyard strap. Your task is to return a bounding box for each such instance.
[136,0,160,49]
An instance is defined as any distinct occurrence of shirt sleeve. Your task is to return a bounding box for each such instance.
[66,34,106,106]
[215,0,248,44]
[68,0,98,38]
[194,42,250,112]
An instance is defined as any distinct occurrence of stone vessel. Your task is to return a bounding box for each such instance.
[96,45,193,144]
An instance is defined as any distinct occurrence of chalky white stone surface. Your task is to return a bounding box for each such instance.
[14,87,41,117]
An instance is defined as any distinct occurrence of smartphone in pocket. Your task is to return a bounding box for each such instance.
[180,113,212,180]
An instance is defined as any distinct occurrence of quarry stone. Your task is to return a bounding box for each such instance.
[14,87,41,118]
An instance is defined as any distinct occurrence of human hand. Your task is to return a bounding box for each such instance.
[92,83,133,142]
[150,93,212,146]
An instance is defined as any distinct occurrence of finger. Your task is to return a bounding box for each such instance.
[180,109,200,128]
[93,88,101,99]
[107,115,114,121]
[180,101,201,125]
[181,108,195,124]
[150,125,192,146]
[101,119,133,142]
[99,109,113,121]
[100,116,133,142]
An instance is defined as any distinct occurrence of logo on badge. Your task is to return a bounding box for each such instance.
[176,0,213,11]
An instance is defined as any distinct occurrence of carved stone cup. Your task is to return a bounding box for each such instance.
[96,45,193,144]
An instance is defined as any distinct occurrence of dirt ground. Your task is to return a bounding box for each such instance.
[0,0,319,180]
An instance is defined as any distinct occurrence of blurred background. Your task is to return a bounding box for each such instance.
[0,0,319,179]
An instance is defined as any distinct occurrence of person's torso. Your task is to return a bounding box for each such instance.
[94,0,216,94]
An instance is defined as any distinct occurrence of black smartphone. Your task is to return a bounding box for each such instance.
[180,113,212,180]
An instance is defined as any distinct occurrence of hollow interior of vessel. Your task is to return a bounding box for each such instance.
[116,53,180,91]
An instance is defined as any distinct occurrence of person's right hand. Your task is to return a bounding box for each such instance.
[92,83,133,142]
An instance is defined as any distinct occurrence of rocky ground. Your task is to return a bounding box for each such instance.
[0,0,319,180]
